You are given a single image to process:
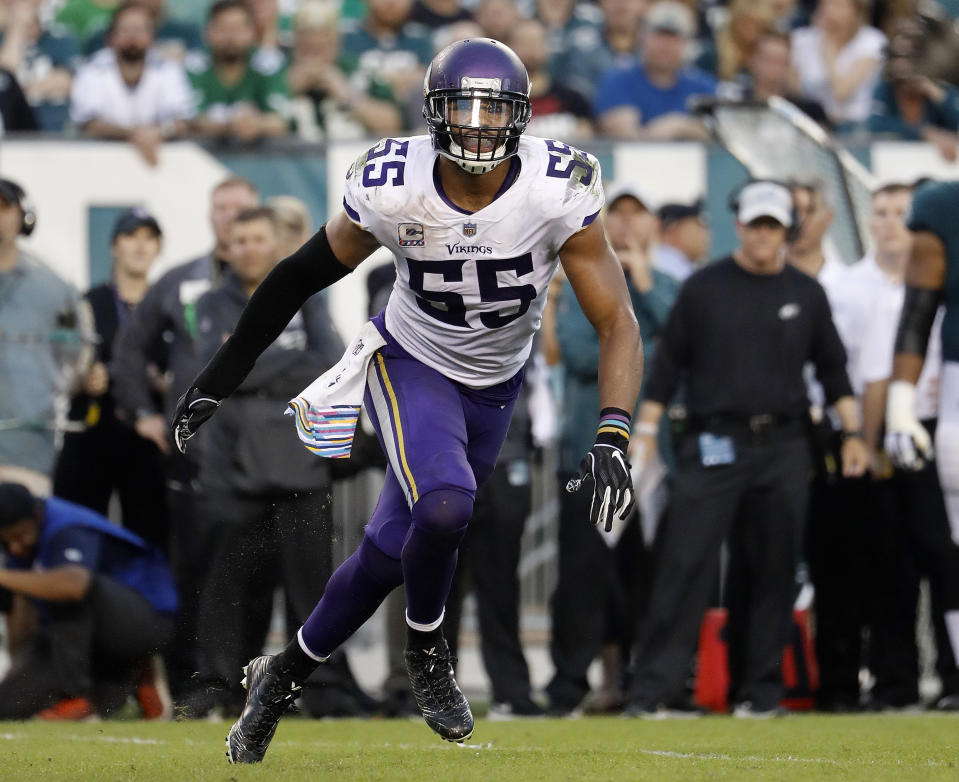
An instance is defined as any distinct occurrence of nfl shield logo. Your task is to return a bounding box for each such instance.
[462,222,477,238]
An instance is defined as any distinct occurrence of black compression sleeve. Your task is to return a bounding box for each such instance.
[894,285,942,358]
[194,226,352,397]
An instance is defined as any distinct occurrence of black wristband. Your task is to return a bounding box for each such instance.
[895,285,941,358]
[195,225,352,397]
[840,430,864,442]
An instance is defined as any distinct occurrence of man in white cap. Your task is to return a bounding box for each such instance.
[627,179,868,718]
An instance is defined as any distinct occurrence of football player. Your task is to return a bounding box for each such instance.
[172,38,642,762]
[886,179,959,668]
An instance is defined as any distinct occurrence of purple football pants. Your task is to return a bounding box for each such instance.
[298,317,521,657]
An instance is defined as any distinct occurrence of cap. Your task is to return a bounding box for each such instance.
[0,178,26,209]
[646,1,695,38]
[0,482,35,530]
[111,207,162,241]
[605,181,658,213]
[658,199,704,228]
[736,181,793,227]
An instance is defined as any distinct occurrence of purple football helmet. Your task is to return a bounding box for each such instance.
[423,38,532,174]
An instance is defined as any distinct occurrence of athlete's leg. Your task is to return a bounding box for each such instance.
[295,470,407,660]
[936,364,959,546]
[226,475,407,764]
[364,345,480,631]
[281,335,481,665]
[935,363,959,665]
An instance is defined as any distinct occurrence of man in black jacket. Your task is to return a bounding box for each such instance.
[110,176,259,710]
[627,180,869,717]
[190,206,367,716]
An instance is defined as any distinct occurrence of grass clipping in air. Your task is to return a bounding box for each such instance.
[2,713,959,781]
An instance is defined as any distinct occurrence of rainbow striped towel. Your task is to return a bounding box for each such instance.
[286,320,386,459]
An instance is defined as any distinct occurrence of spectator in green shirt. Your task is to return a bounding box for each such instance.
[83,0,203,63]
[0,0,80,131]
[249,0,292,77]
[55,0,119,43]
[869,50,959,162]
[341,0,433,129]
[287,0,401,141]
[187,0,292,143]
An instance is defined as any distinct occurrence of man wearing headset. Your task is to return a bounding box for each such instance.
[627,179,868,718]
[0,178,81,497]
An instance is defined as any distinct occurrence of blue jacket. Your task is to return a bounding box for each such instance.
[12,497,178,615]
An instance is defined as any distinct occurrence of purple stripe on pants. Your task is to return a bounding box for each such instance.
[363,315,522,559]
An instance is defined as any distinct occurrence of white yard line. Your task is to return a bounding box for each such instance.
[64,734,163,745]
[639,748,839,764]
[301,740,843,763]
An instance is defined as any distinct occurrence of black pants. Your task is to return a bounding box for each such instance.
[870,453,959,705]
[630,431,810,711]
[805,443,873,708]
[53,418,168,548]
[444,460,534,705]
[0,575,173,719]
[162,457,221,702]
[546,471,645,711]
[195,487,344,710]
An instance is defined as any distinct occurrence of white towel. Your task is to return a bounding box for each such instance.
[286,320,386,458]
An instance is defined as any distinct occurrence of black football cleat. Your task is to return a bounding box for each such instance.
[225,656,300,764]
[404,638,474,742]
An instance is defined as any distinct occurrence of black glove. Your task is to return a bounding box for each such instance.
[566,443,634,532]
[171,386,221,454]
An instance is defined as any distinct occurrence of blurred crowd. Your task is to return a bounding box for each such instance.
[1,0,959,723]
[0,0,957,158]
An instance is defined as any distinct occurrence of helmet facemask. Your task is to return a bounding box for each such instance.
[425,77,531,175]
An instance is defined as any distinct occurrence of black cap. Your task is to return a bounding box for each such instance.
[111,207,162,241]
[0,483,36,530]
[658,199,705,228]
[0,178,26,209]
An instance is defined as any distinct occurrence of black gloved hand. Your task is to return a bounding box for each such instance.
[566,442,634,532]
[171,386,221,454]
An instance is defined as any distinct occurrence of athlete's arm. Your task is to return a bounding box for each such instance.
[172,212,381,452]
[559,219,642,532]
[886,229,946,470]
[892,230,946,384]
[325,210,383,268]
[559,219,643,413]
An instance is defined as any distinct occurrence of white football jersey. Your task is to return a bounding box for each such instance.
[342,134,605,388]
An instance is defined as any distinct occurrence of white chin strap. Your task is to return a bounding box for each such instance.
[447,138,508,175]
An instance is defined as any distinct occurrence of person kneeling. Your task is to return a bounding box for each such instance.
[0,483,177,719]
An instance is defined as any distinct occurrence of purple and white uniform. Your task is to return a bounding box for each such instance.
[342,134,603,555]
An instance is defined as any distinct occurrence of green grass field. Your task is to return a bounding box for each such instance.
[3,714,959,781]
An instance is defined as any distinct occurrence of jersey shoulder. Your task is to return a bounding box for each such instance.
[516,135,605,221]
[518,135,603,190]
[345,135,428,185]
[907,180,959,240]
[343,135,430,224]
